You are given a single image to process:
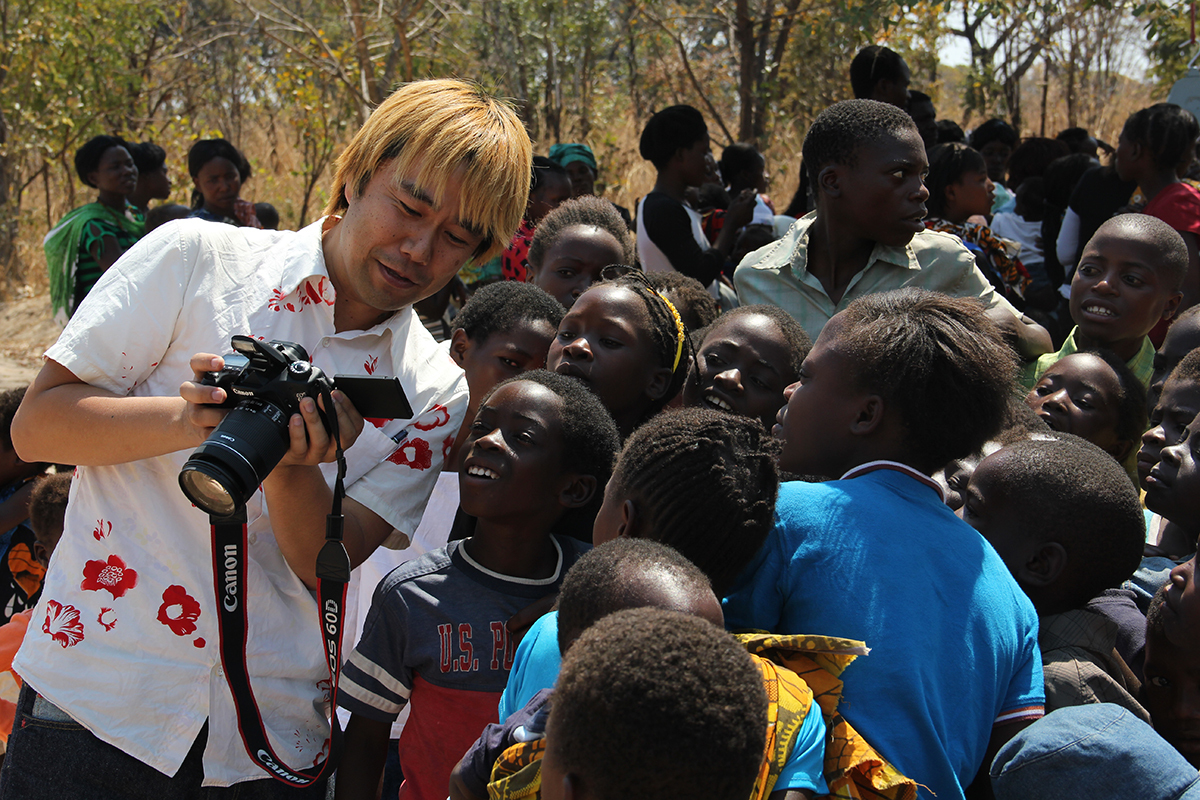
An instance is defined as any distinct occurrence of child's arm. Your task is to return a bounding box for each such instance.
[334,713,391,800]
[986,307,1052,360]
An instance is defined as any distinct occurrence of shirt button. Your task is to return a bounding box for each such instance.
[248,533,257,546]
[320,337,330,347]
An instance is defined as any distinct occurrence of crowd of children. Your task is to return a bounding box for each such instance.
[14,45,1200,800]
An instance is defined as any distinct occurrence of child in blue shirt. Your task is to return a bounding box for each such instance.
[723,288,1045,800]
[336,371,619,800]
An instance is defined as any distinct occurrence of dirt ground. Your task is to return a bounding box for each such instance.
[0,292,62,390]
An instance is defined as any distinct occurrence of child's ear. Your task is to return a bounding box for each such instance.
[1020,541,1067,588]
[817,165,843,199]
[644,366,674,402]
[559,772,585,800]
[849,395,886,436]
[1160,290,1185,323]
[449,328,471,367]
[559,474,597,509]
[615,499,641,540]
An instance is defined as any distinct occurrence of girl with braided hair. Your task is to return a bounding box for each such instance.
[494,406,782,722]
[547,266,692,438]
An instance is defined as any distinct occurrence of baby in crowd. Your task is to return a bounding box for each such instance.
[336,371,619,800]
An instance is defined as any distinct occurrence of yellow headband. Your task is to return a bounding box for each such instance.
[646,287,686,373]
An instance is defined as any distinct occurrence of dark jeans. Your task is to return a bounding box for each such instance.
[0,684,328,799]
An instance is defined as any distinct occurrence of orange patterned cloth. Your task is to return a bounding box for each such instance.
[486,633,917,800]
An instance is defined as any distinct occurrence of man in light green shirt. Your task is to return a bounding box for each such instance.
[734,100,1052,360]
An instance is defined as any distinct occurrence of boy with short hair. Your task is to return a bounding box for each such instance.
[961,436,1149,721]
[734,99,1051,358]
[540,607,768,800]
[335,371,620,800]
[724,288,1044,800]
[1020,213,1188,390]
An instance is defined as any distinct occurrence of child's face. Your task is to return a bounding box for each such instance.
[1145,417,1200,531]
[960,450,1033,578]
[935,439,1003,512]
[528,174,573,223]
[1069,225,1182,354]
[452,320,558,405]
[1143,587,1200,767]
[978,140,1012,184]
[548,285,670,429]
[532,225,626,309]
[682,312,795,431]
[1025,353,1128,458]
[459,380,573,521]
[1149,315,1200,413]
[829,127,930,248]
[775,314,873,477]
[1137,379,1200,490]
[946,169,994,220]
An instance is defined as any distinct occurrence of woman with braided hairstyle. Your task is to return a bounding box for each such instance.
[547,267,693,439]
[495,406,783,723]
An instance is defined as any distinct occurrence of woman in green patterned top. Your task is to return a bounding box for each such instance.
[44,136,144,324]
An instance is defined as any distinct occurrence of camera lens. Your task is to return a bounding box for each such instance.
[179,398,292,516]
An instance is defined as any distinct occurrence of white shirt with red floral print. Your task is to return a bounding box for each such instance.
[14,218,467,786]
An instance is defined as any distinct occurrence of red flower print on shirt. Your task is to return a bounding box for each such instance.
[157,585,202,637]
[301,277,335,307]
[93,520,111,541]
[81,555,138,599]
[98,607,117,631]
[42,600,85,648]
[268,286,297,313]
[442,435,454,461]
[414,404,450,431]
[363,355,378,375]
[387,438,433,470]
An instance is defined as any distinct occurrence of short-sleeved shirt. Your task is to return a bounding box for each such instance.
[733,212,1021,343]
[1018,326,1155,392]
[723,462,1044,800]
[340,535,588,800]
[15,218,468,786]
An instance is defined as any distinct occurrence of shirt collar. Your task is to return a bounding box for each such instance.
[787,213,923,278]
[840,459,946,502]
[272,217,334,300]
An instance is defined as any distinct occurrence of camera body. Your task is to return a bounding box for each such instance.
[179,336,335,517]
[199,336,334,421]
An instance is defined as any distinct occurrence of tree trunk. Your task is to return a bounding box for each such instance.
[735,0,754,142]
[347,0,381,105]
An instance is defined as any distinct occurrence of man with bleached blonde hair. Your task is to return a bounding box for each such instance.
[1,79,532,798]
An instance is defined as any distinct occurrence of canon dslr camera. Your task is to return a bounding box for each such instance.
[179,335,334,517]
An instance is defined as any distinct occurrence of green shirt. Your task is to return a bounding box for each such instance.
[733,211,1020,343]
[1018,327,1155,392]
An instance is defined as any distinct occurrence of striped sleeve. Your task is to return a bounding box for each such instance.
[338,580,414,723]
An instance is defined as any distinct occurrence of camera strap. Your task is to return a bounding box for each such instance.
[211,386,351,787]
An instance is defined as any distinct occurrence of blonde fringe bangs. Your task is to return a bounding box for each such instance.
[326,79,533,263]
